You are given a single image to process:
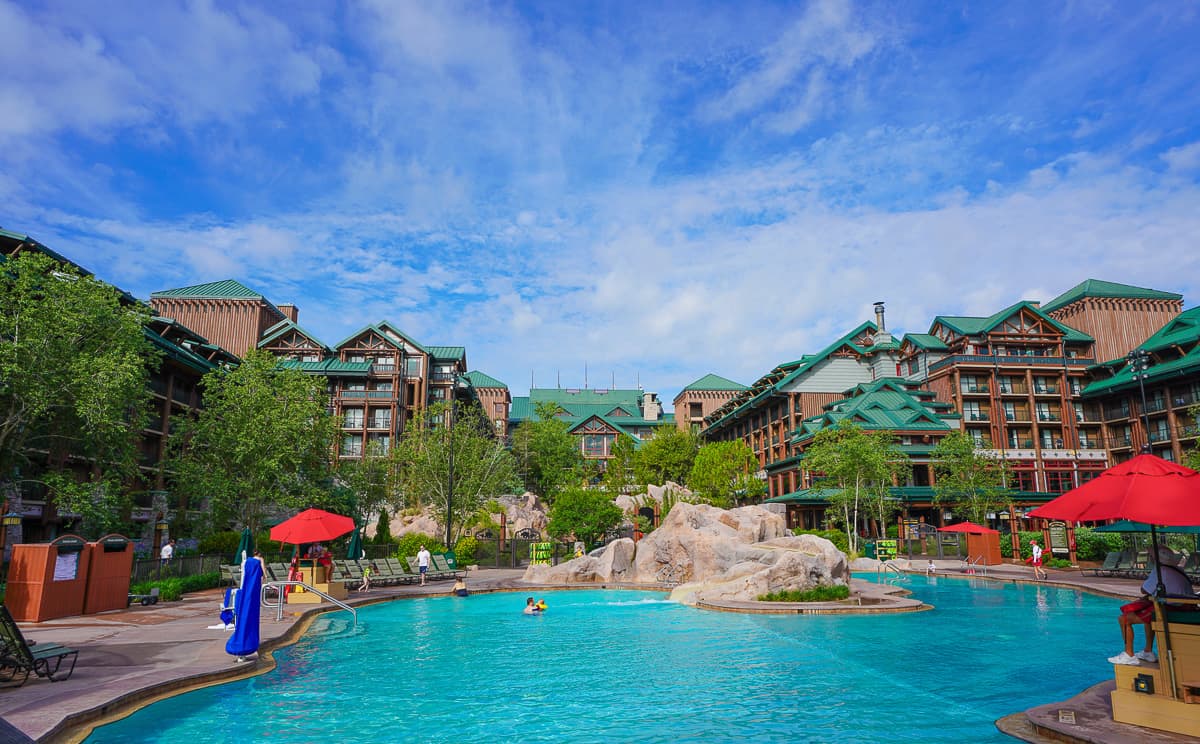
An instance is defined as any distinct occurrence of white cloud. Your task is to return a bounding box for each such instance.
[1161,141,1200,173]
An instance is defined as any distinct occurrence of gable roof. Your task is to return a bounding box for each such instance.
[276,358,372,377]
[258,318,331,352]
[333,321,427,353]
[789,377,958,445]
[463,370,507,389]
[681,373,747,392]
[1042,279,1182,314]
[902,333,949,351]
[426,345,466,362]
[1082,306,1200,396]
[151,279,267,300]
[932,301,1093,343]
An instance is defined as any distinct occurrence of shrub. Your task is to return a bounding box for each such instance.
[1074,527,1124,562]
[1047,558,1073,569]
[454,535,478,564]
[129,571,220,602]
[393,533,445,561]
[794,529,849,553]
[759,585,850,602]
[198,531,241,556]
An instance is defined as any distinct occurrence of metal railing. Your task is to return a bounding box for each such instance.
[262,581,357,627]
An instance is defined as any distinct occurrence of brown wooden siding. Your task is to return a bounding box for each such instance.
[1049,297,1182,364]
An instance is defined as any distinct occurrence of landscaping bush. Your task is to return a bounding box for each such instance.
[1073,527,1125,562]
[793,529,849,554]
[393,533,446,561]
[130,571,221,602]
[759,585,850,602]
[198,531,241,556]
[454,535,478,564]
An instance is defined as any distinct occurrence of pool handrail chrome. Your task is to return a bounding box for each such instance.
[261,581,358,627]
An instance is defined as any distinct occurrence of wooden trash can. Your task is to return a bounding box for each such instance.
[84,534,135,614]
[5,535,91,622]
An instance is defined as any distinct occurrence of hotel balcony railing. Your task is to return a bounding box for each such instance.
[1077,407,1102,422]
[1036,413,1062,422]
[340,448,363,458]
[367,391,393,399]
[371,363,396,373]
[341,390,367,398]
[1032,385,1059,395]
[1104,405,1132,420]
[1108,435,1133,449]
[1149,430,1172,443]
[929,354,1092,373]
[1078,439,1101,449]
[960,384,990,394]
[1179,425,1200,440]
[997,384,1028,395]
[1008,439,1034,449]
[1172,391,1197,408]
[971,439,994,448]
[964,413,989,422]
[431,372,457,382]
[368,419,392,430]
[1145,398,1167,414]
[1004,411,1030,421]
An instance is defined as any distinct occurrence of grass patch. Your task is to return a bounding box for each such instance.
[758,584,850,603]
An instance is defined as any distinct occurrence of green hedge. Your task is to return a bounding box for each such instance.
[793,529,849,553]
[392,533,446,561]
[759,585,850,602]
[130,571,221,602]
[454,535,478,564]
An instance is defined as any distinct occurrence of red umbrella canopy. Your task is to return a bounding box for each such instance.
[938,521,999,534]
[1027,454,1200,526]
[269,509,356,544]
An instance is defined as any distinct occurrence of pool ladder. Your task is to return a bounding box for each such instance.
[261,581,358,627]
[960,556,988,576]
[877,561,907,584]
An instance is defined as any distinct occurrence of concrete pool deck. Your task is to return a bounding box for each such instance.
[0,562,1190,743]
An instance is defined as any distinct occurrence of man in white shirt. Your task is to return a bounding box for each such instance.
[160,538,176,566]
[417,545,431,586]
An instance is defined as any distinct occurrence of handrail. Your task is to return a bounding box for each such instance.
[262,581,357,627]
[878,561,904,576]
[961,555,988,576]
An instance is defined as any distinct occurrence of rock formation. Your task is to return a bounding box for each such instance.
[523,501,849,605]
[369,492,550,542]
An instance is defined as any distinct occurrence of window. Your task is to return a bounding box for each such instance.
[582,434,612,457]
[962,401,987,422]
[342,408,363,428]
[404,357,422,377]
[345,382,366,392]
[368,408,391,429]
[960,375,988,393]
[493,402,506,417]
[302,354,319,362]
[967,428,991,447]
[342,434,363,457]
[689,402,703,418]
[367,433,390,455]
[371,381,393,392]
[1046,471,1074,492]
[430,387,445,400]
[1015,470,1038,491]
[347,354,366,363]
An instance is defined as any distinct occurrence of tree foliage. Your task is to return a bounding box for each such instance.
[0,251,157,526]
[1185,405,1200,472]
[802,421,908,553]
[633,426,698,487]
[166,350,338,534]
[602,433,638,495]
[332,444,396,528]
[931,430,1012,525]
[546,485,624,549]
[510,401,583,499]
[688,439,764,507]
[390,401,520,545]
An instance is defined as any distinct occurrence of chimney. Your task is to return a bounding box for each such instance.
[873,301,886,331]
[642,392,662,421]
[278,304,299,322]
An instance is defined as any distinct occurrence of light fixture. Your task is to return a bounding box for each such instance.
[155,519,169,532]
[2,511,21,527]
[1134,673,1155,695]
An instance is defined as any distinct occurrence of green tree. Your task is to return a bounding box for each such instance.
[802,421,908,553]
[546,485,624,549]
[0,251,157,530]
[333,443,396,529]
[166,350,339,534]
[1185,405,1200,472]
[688,440,765,507]
[510,401,584,499]
[931,430,1011,526]
[633,426,698,486]
[602,433,638,495]
[390,401,520,545]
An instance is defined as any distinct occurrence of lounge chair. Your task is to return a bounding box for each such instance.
[385,558,419,584]
[406,556,445,580]
[0,605,78,687]
[432,554,464,579]
[1087,551,1121,577]
[1181,552,1200,582]
[1113,550,1137,578]
[329,560,362,587]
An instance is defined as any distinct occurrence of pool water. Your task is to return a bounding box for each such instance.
[85,576,1120,743]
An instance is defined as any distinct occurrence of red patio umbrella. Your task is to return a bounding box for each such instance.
[269,508,356,545]
[1026,454,1200,525]
[937,521,998,534]
[1026,453,1200,700]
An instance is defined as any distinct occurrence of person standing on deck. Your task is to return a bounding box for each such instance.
[417,545,431,586]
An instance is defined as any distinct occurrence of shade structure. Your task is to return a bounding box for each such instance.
[1027,454,1200,525]
[938,521,998,534]
[1094,520,1200,534]
[235,527,255,563]
[346,524,364,560]
[269,509,355,545]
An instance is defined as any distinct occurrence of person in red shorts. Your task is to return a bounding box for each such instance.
[1109,563,1196,665]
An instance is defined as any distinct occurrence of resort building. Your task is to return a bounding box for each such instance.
[463,371,512,440]
[1042,279,1184,365]
[1081,306,1200,463]
[508,388,674,469]
[702,303,903,500]
[150,280,293,358]
[672,374,747,431]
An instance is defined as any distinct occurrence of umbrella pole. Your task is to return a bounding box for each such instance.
[1150,525,1180,701]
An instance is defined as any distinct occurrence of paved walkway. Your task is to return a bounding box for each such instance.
[0,562,1183,743]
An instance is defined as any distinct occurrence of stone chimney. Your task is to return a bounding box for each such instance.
[278,303,299,322]
[642,392,662,421]
[873,301,893,346]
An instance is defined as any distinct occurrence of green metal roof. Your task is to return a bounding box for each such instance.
[427,345,466,361]
[903,333,949,351]
[1129,306,1200,355]
[276,358,372,376]
[333,321,427,353]
[463,370,507,389]
[932,301,1093,343]
[151,279,266,300]
[257,318,330,352]
[1042,279,1182,314]
[681,373,747,392]
[789,378,957,445]
[1082,307,1200,396]
[1083,345,1200,397]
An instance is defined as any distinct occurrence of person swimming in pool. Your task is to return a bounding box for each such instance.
[524,597,540,615]
[536,598,547,611]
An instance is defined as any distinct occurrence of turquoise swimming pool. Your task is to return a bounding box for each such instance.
[85,576,1118,743]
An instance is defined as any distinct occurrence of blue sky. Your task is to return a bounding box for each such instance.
[4,0,1200,406]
